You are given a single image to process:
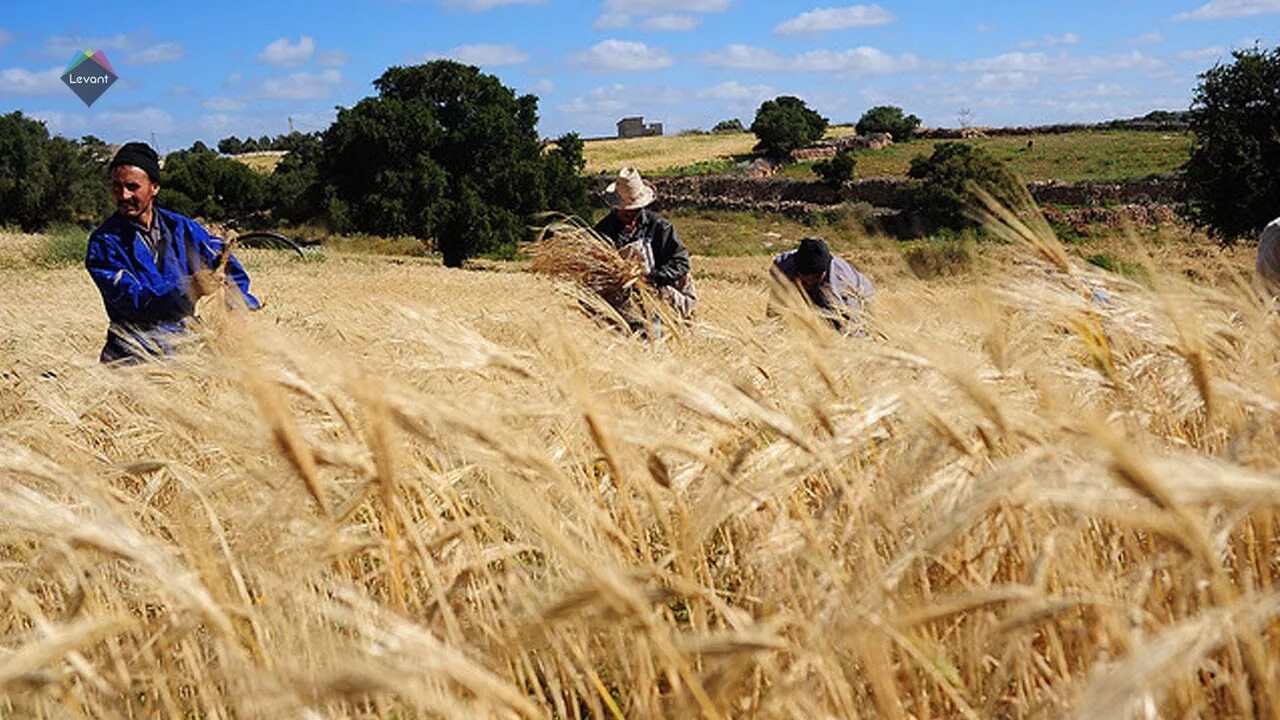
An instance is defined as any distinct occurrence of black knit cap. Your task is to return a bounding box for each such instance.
[795,236,832,276]
[109,142,161,183]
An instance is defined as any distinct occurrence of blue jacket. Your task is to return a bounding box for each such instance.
[85,207,260,363]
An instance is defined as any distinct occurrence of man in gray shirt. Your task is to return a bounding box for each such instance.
[770,236,874,331]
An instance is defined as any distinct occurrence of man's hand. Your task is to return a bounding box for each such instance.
[190,268,227,299]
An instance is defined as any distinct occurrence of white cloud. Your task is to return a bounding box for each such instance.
[698,44,783,71]
[443,0,544,10]
[976,23,995,32]
[0,66,63,94]
[97,107,175,135]
[529,78,556,94]
[125,42,185,65]
[203,96,247,112]
[700,44,919,75]
[642,14,699,31]
[426,43,530,66]
[43,34,132,58]
[602,0,728,10]
[595,0,728,30]
[696,80,776,103]
[958,50,1160,76]
[258,69,342,100]
[595,13,631,29]
[256,37,315,67]
[1131,31,1165,44]
[558,83,685,116]
[1176,0,1280,20]
[571,39,673,72]
[774,5,895,35]
[316,50,349,68]
[1019,32,1080,49]
[974,71,1039,92]
[1177,45,1229,60]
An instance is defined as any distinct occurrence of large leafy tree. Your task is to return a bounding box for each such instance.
[856,105,921,141]
[0,112,111,231]
[749,96,828,156]
[321,61,588,266]
[1183,46,1280,243]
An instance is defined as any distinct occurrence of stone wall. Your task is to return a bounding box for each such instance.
[591,174,1184,214]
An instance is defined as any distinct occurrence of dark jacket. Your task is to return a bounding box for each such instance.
[85,207,260,363]
[594,208,690,288]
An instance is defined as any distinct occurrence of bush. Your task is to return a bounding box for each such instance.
[813,150,857,188]
[712,118,744,133]
[321,61,589,267]
[907,142,1025,230]
[39,224,91,267]
[856,105,921,141]
[1183,46,1280,243]
[750,96,828,156]
[0,112,112,231]
[161,142,269,221]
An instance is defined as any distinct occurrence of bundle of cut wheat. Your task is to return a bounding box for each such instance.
[524,216,644,305]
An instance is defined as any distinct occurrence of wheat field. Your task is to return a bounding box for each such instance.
[2,213,1279,719]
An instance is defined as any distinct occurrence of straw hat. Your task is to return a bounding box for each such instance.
[604,167,656,210]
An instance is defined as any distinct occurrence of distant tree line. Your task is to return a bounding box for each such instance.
[2,48,1276,251]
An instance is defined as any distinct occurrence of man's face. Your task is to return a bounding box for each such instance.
[111,165,158,221]
[615,206,640,224]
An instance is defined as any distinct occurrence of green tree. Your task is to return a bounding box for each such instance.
[1183,46,1280,243]
[161,142,268,221]
[712,118,744,133]
[0,112,110,231]
[907,142,1024,230]
[856,105,922,141]
[749,96,828,156]
[321,60,588,266]
[813,150,857,188]
[269,132,324,225]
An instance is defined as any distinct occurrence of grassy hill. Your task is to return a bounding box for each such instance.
[586,129,1192,182]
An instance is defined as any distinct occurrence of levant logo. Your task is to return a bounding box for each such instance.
[61,49,118,107]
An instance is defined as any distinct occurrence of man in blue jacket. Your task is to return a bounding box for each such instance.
[86,142,260,363]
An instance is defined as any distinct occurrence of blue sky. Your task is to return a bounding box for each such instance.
[1,0,1276,151]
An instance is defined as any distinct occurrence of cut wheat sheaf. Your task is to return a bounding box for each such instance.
[1,187,1279,719]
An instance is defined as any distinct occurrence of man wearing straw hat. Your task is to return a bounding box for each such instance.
[85,141,260,364]
[594,167,697,326]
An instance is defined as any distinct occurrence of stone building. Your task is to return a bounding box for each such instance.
[617,116,664,139]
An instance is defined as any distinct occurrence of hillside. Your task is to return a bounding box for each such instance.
[586,129,1192,183]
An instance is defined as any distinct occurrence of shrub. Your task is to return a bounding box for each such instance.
[321,61,589,267]
[38,224,90,267]
[813,150,857,188]
[907,142,1025,230]
[750,96,828,157]
[712,118,744,133]
[856,105,921,141]
[1183,45,1280,243]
